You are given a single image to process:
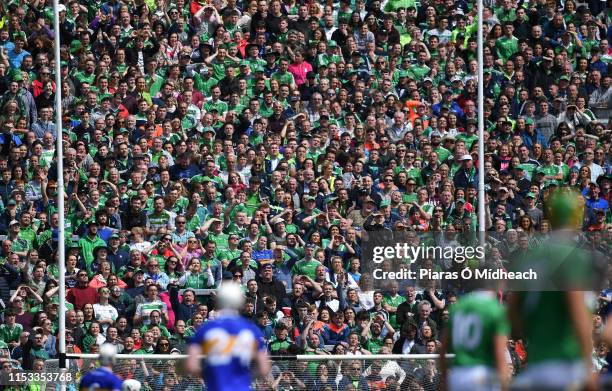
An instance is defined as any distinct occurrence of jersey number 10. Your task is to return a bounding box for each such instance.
[452,313,483,350]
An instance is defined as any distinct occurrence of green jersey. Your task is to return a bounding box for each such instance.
[538,164,561,188]
[513,242,592,364]
[495,36,519,62]
[383,293,406,329]
[517,291,583,364]
[291,259,322,280]
[0,323,22,344]
[448,292,509,367]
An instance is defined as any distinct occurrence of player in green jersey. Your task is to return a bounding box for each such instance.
[441,290,510,391]
[509,188,595,391]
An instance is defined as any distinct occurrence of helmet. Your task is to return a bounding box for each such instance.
[121,379,142,391]
[544,187,584,229]
[98,343,117,367]
[216,282,245,310]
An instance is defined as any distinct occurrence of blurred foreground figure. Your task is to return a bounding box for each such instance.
[121,379,142,391]
[441,289,510,391]
[79,343,123,391]
[510,188,595,391]
[186,282,270,391]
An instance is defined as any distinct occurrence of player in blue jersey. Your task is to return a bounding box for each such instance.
[186,282,270,391]
[79,344,123,391]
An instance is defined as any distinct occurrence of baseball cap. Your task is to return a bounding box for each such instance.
[8,220,19,226]
[202,126,216,135]
[525,192,536,199]
[460,154,473,161]
[11,72,22,82]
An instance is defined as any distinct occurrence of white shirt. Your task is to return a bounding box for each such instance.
[93,303,118,332]
[358,290,375,310]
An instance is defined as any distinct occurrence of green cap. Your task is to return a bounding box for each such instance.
[328,40,337,47]
[70,40,83,54]
[325,196,338,204]
[455,198,466,204]
[525,117,534,125]
[379,199,391,207]
[11,71,22,82]
[240,60,250,67]
[304,195,316,201]
[12,31,26,41]
[202,126,216,135]
[559,75,570,81]
[525,192,536,198]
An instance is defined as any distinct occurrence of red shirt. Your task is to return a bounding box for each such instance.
[66,285,99,310]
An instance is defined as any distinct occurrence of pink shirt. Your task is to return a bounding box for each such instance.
[288,61,313,86]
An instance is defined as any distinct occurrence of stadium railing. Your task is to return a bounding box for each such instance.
[42,353,454,391]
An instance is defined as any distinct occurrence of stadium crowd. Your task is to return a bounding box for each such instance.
[0,0,610,388]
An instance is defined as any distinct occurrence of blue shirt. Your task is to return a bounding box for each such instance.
[7,48,30,69]
[79,367,123,391]
[190,314,265,391]
[0,133,22,146]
